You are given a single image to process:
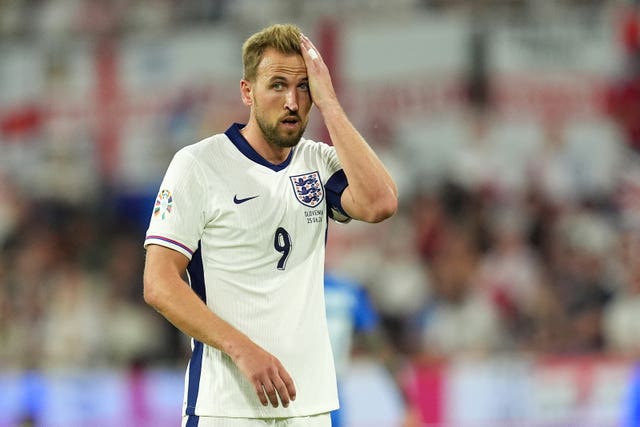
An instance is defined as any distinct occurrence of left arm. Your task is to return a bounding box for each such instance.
[300,34,398,223]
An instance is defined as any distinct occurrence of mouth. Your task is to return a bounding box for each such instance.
[281,116,300,127]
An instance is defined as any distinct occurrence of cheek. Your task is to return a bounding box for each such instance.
[256,92,284,110]
[299,94,313,113]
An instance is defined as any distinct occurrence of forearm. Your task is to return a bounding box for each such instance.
[321,103,398,221]
[299,33,397,221]
[144,263,296,407]
[144,268,250,360]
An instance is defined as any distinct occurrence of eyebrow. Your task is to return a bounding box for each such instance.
[267,75,308,84]
[268,75,288,82]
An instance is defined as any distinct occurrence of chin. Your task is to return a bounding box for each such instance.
[277,138,301,148]
[281,130,304,144]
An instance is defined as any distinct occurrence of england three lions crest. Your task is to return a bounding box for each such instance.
[290,171,324,208]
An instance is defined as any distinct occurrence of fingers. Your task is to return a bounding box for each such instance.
[300,33,321,62]
[307,48,319,60]
[253,365,297,408]
[253,381,269,407]
[298,33,338,111]
[278,366,297,403]
[273,365,297,408]
[262,381,280,408]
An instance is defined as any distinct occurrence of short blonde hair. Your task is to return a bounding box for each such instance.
[242,24,303,82]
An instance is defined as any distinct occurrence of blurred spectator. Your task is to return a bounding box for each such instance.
[475,205,547,349]
[607,2,640,153]
[0,176,27,247]
[410,224,508,359]
[41,261,105,368]
[450,108,541,204]
[409,191,449,263]
[324,221,383,297]
[324,271,394,427]
[322,221,411,425]
[0,192,167,370]
[2,218,62,369]
[450,108,504,201]
[364,213,431,354]
[527,117,580,208]
[617,149,640,230]
[548,209,618,353]
[603,230,640,358]
[102,234,170,365]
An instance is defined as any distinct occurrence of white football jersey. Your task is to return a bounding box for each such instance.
[145,123,350,418]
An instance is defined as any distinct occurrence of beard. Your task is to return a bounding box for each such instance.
[255,112,306,149]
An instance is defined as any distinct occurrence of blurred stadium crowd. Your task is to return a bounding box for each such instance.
[0,0,639,395]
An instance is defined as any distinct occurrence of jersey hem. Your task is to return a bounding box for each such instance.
[183,403,340,419]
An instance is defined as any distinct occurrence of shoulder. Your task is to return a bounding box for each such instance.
[170,133,229,170]
[297,137,331,152]
[178,133,226,157]
[294,137,337,164]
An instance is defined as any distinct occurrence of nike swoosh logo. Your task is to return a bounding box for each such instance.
[233,194,260,204]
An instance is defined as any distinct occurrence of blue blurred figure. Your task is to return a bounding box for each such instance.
[324,271,382,427]
[625,363,640,427]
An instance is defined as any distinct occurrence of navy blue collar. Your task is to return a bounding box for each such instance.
[224,123,293,172]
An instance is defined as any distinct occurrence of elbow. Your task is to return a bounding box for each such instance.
[365,194,398,223]
[143,274,162,310]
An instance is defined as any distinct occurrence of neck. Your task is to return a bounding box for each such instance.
[240,121,292,165]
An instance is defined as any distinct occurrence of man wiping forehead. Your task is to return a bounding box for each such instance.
[143,23,397,427]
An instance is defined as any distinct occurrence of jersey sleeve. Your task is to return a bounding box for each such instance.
[317,142,351,223]
[144,149,206,259]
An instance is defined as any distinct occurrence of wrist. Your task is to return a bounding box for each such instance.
[222,330,251,362]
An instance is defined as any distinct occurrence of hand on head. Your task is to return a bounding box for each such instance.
[299,33,339,112]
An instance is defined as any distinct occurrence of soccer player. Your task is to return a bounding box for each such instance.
[324,271,383,427]
[142,24,397,427]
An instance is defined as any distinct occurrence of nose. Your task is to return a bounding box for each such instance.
[284,89,298,112]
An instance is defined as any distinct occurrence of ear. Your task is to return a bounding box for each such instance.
[240,79,253,106]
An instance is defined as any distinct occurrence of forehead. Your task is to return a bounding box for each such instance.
[256,48,306,80]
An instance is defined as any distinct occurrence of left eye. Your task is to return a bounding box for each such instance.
[299,83,309,91]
